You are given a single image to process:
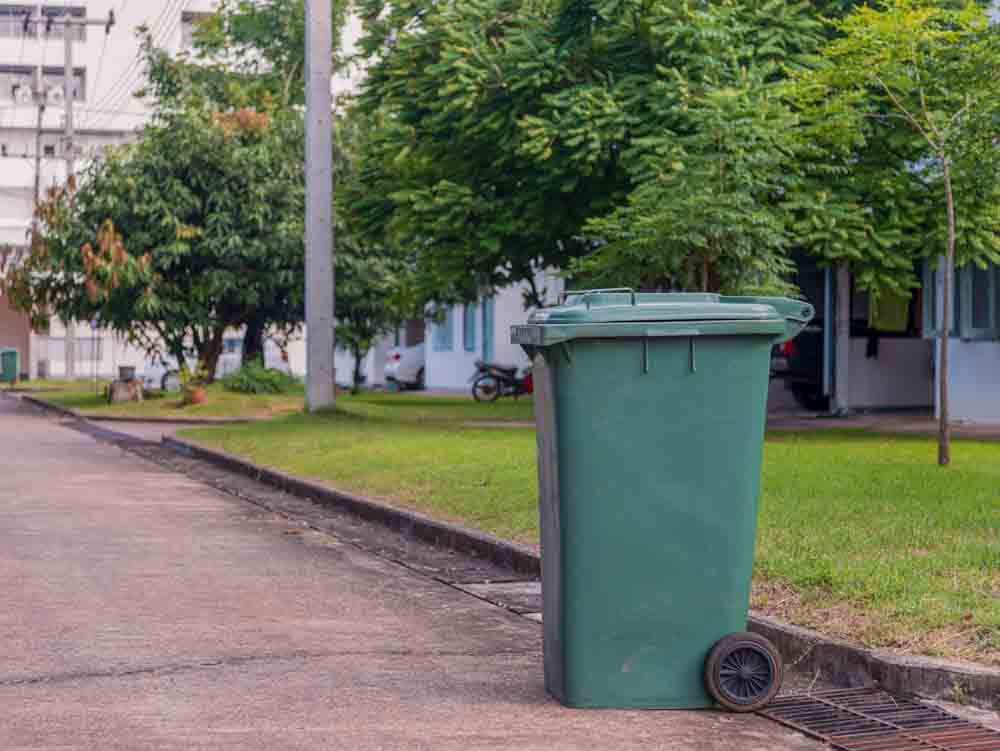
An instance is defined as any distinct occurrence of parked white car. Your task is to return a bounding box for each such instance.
[140,337,245,391]
[141,359,186,391]
[384,343,425,389]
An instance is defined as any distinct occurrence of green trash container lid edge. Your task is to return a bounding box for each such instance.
[511,290,813,347]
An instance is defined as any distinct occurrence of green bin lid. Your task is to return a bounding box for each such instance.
[511,289,813,348]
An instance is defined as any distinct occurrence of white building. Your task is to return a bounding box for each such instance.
[0,0,215,379]
[424,271,563,391]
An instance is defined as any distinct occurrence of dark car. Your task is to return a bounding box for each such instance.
[781,320,829,411]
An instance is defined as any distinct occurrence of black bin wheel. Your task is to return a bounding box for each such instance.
[705,632,783,712]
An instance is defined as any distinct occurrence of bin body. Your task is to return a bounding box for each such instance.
[514,291,812,709]
[0,349,18,383]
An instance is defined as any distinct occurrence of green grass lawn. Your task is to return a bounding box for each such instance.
[36,386,536,422]
[182,404,1000,665]
[2,378,111,392]
[40,383,306,419]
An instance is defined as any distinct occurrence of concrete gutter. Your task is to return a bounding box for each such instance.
[163,436,541,577]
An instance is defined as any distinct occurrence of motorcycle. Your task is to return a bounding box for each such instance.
[470,360,533,402]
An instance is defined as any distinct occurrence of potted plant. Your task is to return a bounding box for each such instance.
[180,364,209,406]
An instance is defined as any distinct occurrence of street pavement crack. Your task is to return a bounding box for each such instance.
[0,648,536,689]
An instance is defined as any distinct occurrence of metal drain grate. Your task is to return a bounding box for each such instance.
[760,687,1000,750]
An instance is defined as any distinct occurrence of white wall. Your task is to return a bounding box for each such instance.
[848,337,934,409]
[425,304,491,391]
[0,1,217,245]
[947,340,1000,423]
[425,271,564,391]
[334,335,391,387]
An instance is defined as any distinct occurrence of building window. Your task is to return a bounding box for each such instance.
[923,262,961,338]
[0,65,85,103]
[42,67,86,102]
[0,64,33,103]
[181,11,211,49]
[463,304,477,352]
[0,5,33,39]
[960,263,999,340]
[923,261,1000,340]
[431,309,454,352]
[40,6,86,41]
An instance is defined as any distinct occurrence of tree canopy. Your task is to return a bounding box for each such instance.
[3,102,306,380]
[793,0,1000,464]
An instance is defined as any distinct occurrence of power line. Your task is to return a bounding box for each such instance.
[90,0,190,131]
[0,104,147,118]
[86,0,183,122]
[82,32,111,129]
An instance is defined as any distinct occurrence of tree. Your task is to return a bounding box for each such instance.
[142,0,348,362]
[181,0,349,108]
[566,0,828,294]
[352,0,885,304]
[335,111,419,392]
[794,0,1000,465]
[3,104,307,382]
[335,246,412,391]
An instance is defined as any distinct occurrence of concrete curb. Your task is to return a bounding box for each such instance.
[89,414,256,426]
[18,393,256,425]
[747,617,1000,710]
[160,437,1000,709]
[20,394,79,418]
[162,436,542,577]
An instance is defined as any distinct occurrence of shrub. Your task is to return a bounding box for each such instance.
[222,360,300,394]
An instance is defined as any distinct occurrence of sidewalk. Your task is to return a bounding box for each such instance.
[0,395,823,750]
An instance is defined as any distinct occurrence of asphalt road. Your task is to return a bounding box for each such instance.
[0,395,824,750]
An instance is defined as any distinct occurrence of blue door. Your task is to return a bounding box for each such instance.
[481,297,495,362]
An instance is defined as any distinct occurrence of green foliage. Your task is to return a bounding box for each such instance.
[147,0,349,109]
[793,0,1000,278]
[4,100,306,381]
[222,359,301,394]
[352,0,844,299]
[335,112,418,391]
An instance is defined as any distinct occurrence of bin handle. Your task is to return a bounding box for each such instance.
[560,288,637,309]
[722,296,815,343]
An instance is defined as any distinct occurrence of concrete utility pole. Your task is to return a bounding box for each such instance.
[32,67,45,219]
[56,11,115,184]
[304,0,336,411]
[23,9,115,378]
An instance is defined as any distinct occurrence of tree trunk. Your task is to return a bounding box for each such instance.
[243,315,266,365]
[351,344,367,394]
[198,327,227,384]
[939,159,955,467]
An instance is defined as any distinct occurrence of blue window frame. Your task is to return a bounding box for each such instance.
[431,309,454,352]
[463,304,477,351]
[922,260,1000,340]
[960,263,999,340]
[481,298,495,361]
[923,262,961,338]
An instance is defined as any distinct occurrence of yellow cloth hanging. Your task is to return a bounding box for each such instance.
[869,289,910,333]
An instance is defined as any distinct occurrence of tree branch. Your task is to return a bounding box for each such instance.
[873,75,938,151]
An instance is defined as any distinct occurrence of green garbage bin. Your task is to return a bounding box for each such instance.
[0,348,19,384]
[512,289,813,712]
